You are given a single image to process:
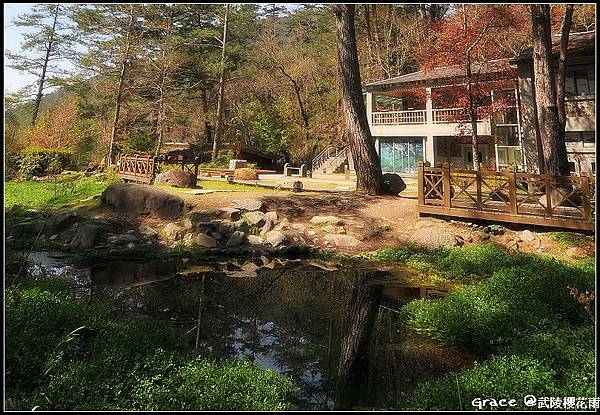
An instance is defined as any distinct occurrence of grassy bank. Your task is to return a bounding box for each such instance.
[4,174,119,209]
[5,271,296,411]
[327,244,596,410]
[378,245,596,410]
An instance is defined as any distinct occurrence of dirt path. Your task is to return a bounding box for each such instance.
[159,189,594,260]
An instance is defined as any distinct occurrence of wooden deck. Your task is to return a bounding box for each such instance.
[417,162,595,231]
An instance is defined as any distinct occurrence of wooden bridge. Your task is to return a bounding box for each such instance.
[417,162,595,231]
[117,154,272,184]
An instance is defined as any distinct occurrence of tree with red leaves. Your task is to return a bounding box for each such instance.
[420,5,527,170]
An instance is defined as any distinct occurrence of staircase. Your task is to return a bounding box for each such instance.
[311,145,350,174]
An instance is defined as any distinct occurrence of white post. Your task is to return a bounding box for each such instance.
[425,87,433,125]
[366,92,376,126]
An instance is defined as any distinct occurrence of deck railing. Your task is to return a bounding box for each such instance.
[417,161,595,230]
[372,110,426,125]
[117,155,156,184]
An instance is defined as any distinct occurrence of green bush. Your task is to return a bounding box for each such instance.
[403,327,595,410]
[14,148,76,176]
[198,150,235,169]
[401,256,594,351]
[5,277,295,411]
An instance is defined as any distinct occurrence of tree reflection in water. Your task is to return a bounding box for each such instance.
[85,258,473,410]
[334,270,384,410]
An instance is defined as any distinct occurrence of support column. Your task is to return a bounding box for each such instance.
[425,87,433,125]
[425,134,435,165]
[365,92,376,127]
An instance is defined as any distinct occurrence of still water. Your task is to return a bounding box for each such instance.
[28,252,475,410]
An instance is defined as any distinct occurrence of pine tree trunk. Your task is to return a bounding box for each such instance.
[201,88,212,146]
[211,4,230,161]
[531,4,570,176]
[556,5,574,137]
[335,4,384,195]
[107,8,135,166]
[335,270,383,409]
[31,5,59,127]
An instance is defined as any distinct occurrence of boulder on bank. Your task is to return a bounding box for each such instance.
[101,183,184,219]
[234,168,259,181]
[381,173,407,195]
[154,169,197,188]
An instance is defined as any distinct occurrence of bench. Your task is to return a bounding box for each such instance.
[283,163,311,177]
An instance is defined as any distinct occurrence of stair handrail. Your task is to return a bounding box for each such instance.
[311,145,335,171]
[311,144,349,172]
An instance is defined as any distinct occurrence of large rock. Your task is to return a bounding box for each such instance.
[226,231,246,247]
[231,199,264,212]
[381,173,407,195]
[323,234,361,247]
[70,224,101,249]
[309,215,344,226]
[163,222,185,240]
[53,211,83,231]
[322,225,345,234]
[409,227,457,248]
[154,169,197,188]
[102,183,184,219]
[244,211,266,227]
[265,230,286,247]
[195,233,217,247]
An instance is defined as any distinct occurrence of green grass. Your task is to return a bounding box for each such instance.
[395,244,596,410]
[5,275,296,411]
[156,179,287,194]
[550,231,595,250]
[4,175,119,209]
[403,326,595,410]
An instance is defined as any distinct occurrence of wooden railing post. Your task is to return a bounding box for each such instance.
[442,162,451,209]
[475,171,482,209]
[417,161,425,205]
[544,177,553,217]
[580,175,591,221]
[507,171,518,215]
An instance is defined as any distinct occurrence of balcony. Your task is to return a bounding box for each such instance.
[370,107,492,136]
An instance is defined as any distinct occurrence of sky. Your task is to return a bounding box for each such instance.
[4,3,38,94]
[3,3,304,95]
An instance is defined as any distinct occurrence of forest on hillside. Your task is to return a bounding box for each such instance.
[5,3,596,171]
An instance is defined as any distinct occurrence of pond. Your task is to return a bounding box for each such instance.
[27,251,475,410]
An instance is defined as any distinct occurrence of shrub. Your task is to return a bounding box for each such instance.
[401,257,594,351]
[403,327,595,410]
[234,167,259,181]
[403,355,557,410]
[14,148,76,176]
[5,277,295,411]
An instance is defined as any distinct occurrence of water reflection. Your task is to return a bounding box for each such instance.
[34,253,470,410]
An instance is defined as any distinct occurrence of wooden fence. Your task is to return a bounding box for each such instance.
[117,155,156,184]
[417,161,595,231]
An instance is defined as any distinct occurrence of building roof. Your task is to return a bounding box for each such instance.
[511,30,595,62]
[365,59,517,93]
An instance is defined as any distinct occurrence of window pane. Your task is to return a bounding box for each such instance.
[588,70,595,95]
[565,73,576,95]
[576,71,589,94]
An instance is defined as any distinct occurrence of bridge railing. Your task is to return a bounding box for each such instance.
[417,161,595,230]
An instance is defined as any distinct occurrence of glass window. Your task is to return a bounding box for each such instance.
[591,162,595,174]
[582,132,595,143]
[568,161,577,173]
[565,132,582,143]
[576,71,590,94]
[565,74,576,95]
